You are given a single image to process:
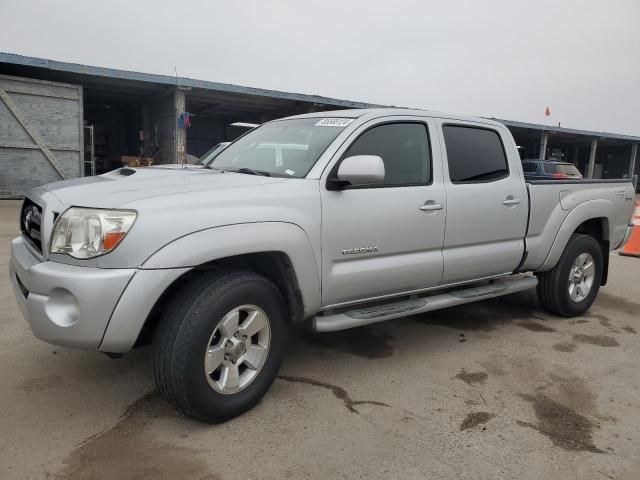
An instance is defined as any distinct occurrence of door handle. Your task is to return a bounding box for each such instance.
[502,198,521,206]
[419,202,444,212]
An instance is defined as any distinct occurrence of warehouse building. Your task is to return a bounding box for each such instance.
[1,52,638,197]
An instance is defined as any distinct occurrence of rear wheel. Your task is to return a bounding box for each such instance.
[153,269,287,422]
[537,233,603,317]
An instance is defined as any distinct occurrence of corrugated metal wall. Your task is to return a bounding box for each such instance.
[0,74,83,198]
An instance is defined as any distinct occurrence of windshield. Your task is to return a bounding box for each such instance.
[210,118,352,178]
[544,163,582,176]
[197,143,229,166]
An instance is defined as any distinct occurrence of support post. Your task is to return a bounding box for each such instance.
[587,139,598,179]
[539,131,548,160]
[142,103,151,153]
[174,89,186,164]
[629,144,638,178]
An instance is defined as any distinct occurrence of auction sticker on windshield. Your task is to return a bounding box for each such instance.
[315,118,354,127]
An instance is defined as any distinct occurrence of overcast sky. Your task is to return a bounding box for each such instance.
[1,0,639,135]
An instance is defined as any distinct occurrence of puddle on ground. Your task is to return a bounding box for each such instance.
[57,392,216,480]
[482,354,612,453]
[517,321,556,333]
[569,319,590,325]
[553,342,577,352]
[454,368,488,386]
[459,412,495,431]
[593,292,640,316]
[573,334,620,347]
[277,375,390,414]
[303,327,395,359]
[584,314,620,333]
[518,393,603,453]
[18,374,63,393]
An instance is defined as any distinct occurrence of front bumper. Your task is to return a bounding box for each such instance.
[9,237,135,350]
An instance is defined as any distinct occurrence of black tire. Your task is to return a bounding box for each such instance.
[536,233,603,317]
[153,269,288,423]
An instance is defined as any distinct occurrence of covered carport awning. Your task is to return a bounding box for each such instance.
[496,119,639,179]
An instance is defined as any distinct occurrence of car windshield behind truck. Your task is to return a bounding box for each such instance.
[543,163,581,177]
[211,118,352,178]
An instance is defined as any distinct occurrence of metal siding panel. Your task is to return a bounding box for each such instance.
[0,75,82,197]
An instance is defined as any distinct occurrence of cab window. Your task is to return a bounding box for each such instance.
[342,122,431,186]
[443,126,509,183]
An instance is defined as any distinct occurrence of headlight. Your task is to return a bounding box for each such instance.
[50,208,137,259]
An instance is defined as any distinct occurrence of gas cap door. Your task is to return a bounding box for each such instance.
[560,190,576,211]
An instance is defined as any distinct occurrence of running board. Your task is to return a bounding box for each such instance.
[312,276,538,332]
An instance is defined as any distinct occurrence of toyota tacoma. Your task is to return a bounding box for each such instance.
[10,109,636,422]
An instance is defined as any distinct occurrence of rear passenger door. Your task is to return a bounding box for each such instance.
[438,121,528,284]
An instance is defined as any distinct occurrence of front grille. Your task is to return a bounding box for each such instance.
[20,198,43,254]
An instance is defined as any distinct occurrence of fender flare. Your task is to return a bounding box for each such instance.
[538,199,612,272]
[141,221,321,315]
[100,222,321,353]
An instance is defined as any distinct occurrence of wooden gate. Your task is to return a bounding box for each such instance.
[0,74,83,198]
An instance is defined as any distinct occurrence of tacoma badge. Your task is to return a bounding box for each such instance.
[341,246,379,255]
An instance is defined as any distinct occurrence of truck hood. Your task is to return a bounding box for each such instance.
[40,167,286,208]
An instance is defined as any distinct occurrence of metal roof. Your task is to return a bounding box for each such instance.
[1,52,638,142]
[494,118,640,142]
[0,52,378,109]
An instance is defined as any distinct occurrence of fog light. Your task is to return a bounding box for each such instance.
[44,288,79,327]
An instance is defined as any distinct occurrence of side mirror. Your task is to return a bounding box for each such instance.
[330,155,385,189]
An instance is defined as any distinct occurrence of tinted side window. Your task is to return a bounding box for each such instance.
[443,126,509,183]
[343,123,430,186]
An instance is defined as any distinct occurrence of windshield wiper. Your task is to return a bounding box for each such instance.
[222,167,271,177]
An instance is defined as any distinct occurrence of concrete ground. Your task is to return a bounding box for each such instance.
[1,199,639,480]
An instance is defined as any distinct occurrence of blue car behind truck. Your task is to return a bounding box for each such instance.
[521,159,583,180]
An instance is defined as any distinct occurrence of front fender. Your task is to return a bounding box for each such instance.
[142,222,321,316]
[100,222,321,353]
[538,199,613,272]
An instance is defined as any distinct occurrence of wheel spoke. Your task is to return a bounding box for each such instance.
[568,282,577,301]
[219,364,240,391]
[205,345,225,374]
[582,261,595,277]
[239,310,268,338]
[242,344,267,370]
[580,253,589,268]
[204,305,271,394]
[218,309,240,338]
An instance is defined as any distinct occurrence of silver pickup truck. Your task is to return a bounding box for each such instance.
[10,108,636,422]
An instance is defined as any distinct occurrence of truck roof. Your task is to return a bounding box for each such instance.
[282,108,506,129]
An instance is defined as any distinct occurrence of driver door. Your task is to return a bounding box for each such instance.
[320,118,446,307]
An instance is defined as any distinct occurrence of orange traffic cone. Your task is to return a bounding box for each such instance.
[619,201,640,257]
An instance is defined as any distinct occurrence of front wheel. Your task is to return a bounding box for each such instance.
[153,269,287,422]
[536,233,603,317]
